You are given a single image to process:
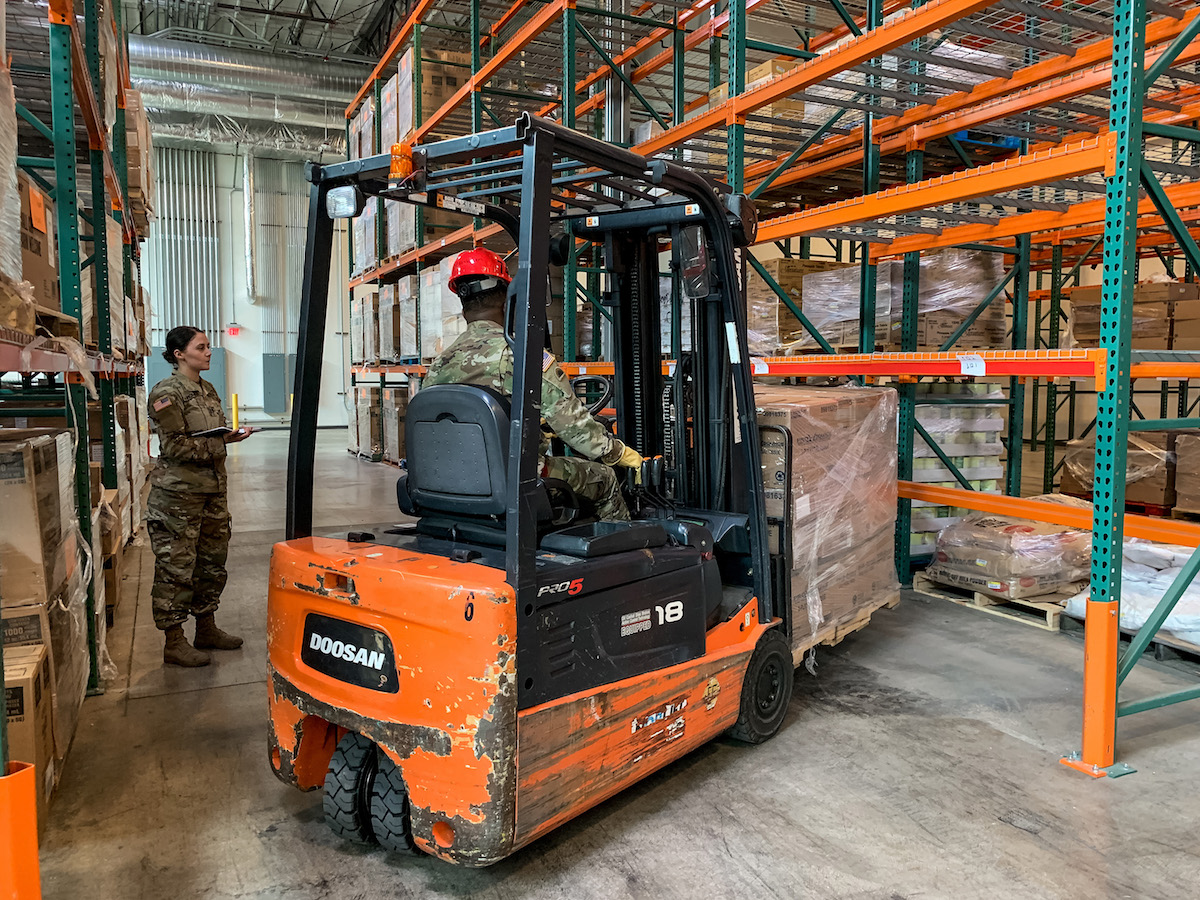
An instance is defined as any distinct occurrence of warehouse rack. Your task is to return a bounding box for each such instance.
[4,0,144,694]
[342,0,1200,772]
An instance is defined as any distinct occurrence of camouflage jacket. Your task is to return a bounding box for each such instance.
[424,319,624,464]
[147,372,228,493]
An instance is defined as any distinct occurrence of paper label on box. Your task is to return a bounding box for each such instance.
[29,187,47,233]
[958,353,986,376]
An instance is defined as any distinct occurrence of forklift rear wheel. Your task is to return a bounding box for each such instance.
[370,751,420,854]
[727,627,793,744]
[323,732,378,844]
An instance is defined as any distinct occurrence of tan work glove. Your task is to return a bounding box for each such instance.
[615,443,644,485]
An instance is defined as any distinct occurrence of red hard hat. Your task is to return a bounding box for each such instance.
[448,248,512,296]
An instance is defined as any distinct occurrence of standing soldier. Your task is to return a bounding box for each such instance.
[146,326,257,667]
[424,248,643,519]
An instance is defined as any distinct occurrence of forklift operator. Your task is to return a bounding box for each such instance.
[424,248,643,521]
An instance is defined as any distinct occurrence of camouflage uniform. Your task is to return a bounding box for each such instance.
[145,372,232,630]
[424,319,630,520]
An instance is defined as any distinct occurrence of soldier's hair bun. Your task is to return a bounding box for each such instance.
[163,325,203,365]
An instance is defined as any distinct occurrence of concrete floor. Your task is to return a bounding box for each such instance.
[38,431,1200,899]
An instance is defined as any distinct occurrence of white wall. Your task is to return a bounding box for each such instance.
[209,152,351,428]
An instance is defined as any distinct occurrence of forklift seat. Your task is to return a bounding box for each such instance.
[398,383,555,521]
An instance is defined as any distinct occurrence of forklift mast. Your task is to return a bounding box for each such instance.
[287,114,774,628]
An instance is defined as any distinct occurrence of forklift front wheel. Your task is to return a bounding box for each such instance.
[371,751,421,855]
[727,627,794,744]
[323,732,379,844]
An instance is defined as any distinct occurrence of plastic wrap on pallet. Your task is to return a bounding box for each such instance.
[377,284,399,362]
[756,385,899,655]
[1065,537,1200,645]
[419,259,465,359]
[397,275,418,359]
[349,296,365,364]
[0,61,20,286]
[924,494,1092,601]
[788,261,899,353]
[1062,434,1172,488]
[345,394,359,455]
[355,385,383,461]
[1175,434,1200,513]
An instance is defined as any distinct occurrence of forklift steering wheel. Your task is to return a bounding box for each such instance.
[571,375,613,416]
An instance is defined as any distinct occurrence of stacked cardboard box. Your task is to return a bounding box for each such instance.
[18,172,58,311]
[397,275,418,359]
[1,57,21,289]
[755,385,900,653]
[1059,432,1188,508]
[385,202,459,258]
[352,199,380,275]
[349,293,380,365]
[1067,282,1200,350]
[1,429,90,790]
[355,385,383,461]
[1175,435,1200,514]
[908,382,1008,557]
[788,248,1007,354]
[348,96,375,160]
[380,47,471,148]
[381,387,408,464]
[124,89,155,236]
[745,257,846,354]
[419,257,466,359]
[2,644,54,827]
[346,396,359,456]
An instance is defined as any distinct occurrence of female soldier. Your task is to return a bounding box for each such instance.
[147,326,256,667]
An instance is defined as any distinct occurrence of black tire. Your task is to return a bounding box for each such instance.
[323,732,378,844]
[727,627,794,744]
[370,751,421,854]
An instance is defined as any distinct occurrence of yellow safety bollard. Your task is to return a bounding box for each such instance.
[231,393,239,431]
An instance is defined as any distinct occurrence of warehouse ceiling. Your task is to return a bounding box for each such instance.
[120,0,402,63]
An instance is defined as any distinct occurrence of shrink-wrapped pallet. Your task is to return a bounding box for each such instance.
[790,261,900,353]
[355,385,383,461]
[378,284,400,362]
[398,275,418,359]
[419,258,466,358]
[381,386,408,463]
[924,495,1092,601]
[744,257,845,354]
[1059,432,1179,507]
[756,385,900,653]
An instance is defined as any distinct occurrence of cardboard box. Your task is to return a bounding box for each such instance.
[1175,434,1200,512]
[755,385,899,652]
[381,387,408,464]
[1060,431,1182,506]
[2,586,88,766]
[3,644,55,828]
[388,47,472,143]
[0,276,37,336]
[398,276,418,359]
[355,385,383,461]
[419,258,466,358]
[18,172,58,310]
[745,257,846,353]
[0,430,76,607]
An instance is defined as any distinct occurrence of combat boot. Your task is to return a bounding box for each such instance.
[194,613,244,651]
[164,625,211,667]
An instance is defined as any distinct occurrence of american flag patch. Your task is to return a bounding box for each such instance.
[153,397,173,411]
[542,350,555,372]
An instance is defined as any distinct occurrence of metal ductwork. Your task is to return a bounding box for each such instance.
[129,36,370,154]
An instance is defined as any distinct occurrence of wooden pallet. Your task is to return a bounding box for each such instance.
[790,590,901,665]
[1060,614,1200,664]
[1170,507,1200,523]
[912,573,1074,632]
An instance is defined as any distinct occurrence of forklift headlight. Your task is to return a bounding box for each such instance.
[326,185,365,219]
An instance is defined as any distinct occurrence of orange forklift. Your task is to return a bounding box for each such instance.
[268,114,798,866]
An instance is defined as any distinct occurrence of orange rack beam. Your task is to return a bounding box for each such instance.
[898,482,1200,548]
[755,134,1115,245]
[349,223,505,288]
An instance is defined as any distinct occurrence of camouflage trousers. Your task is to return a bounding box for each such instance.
[543,455,629,521]
[146,486,232,630]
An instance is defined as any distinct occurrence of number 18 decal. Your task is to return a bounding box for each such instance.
[655,601,684,624]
